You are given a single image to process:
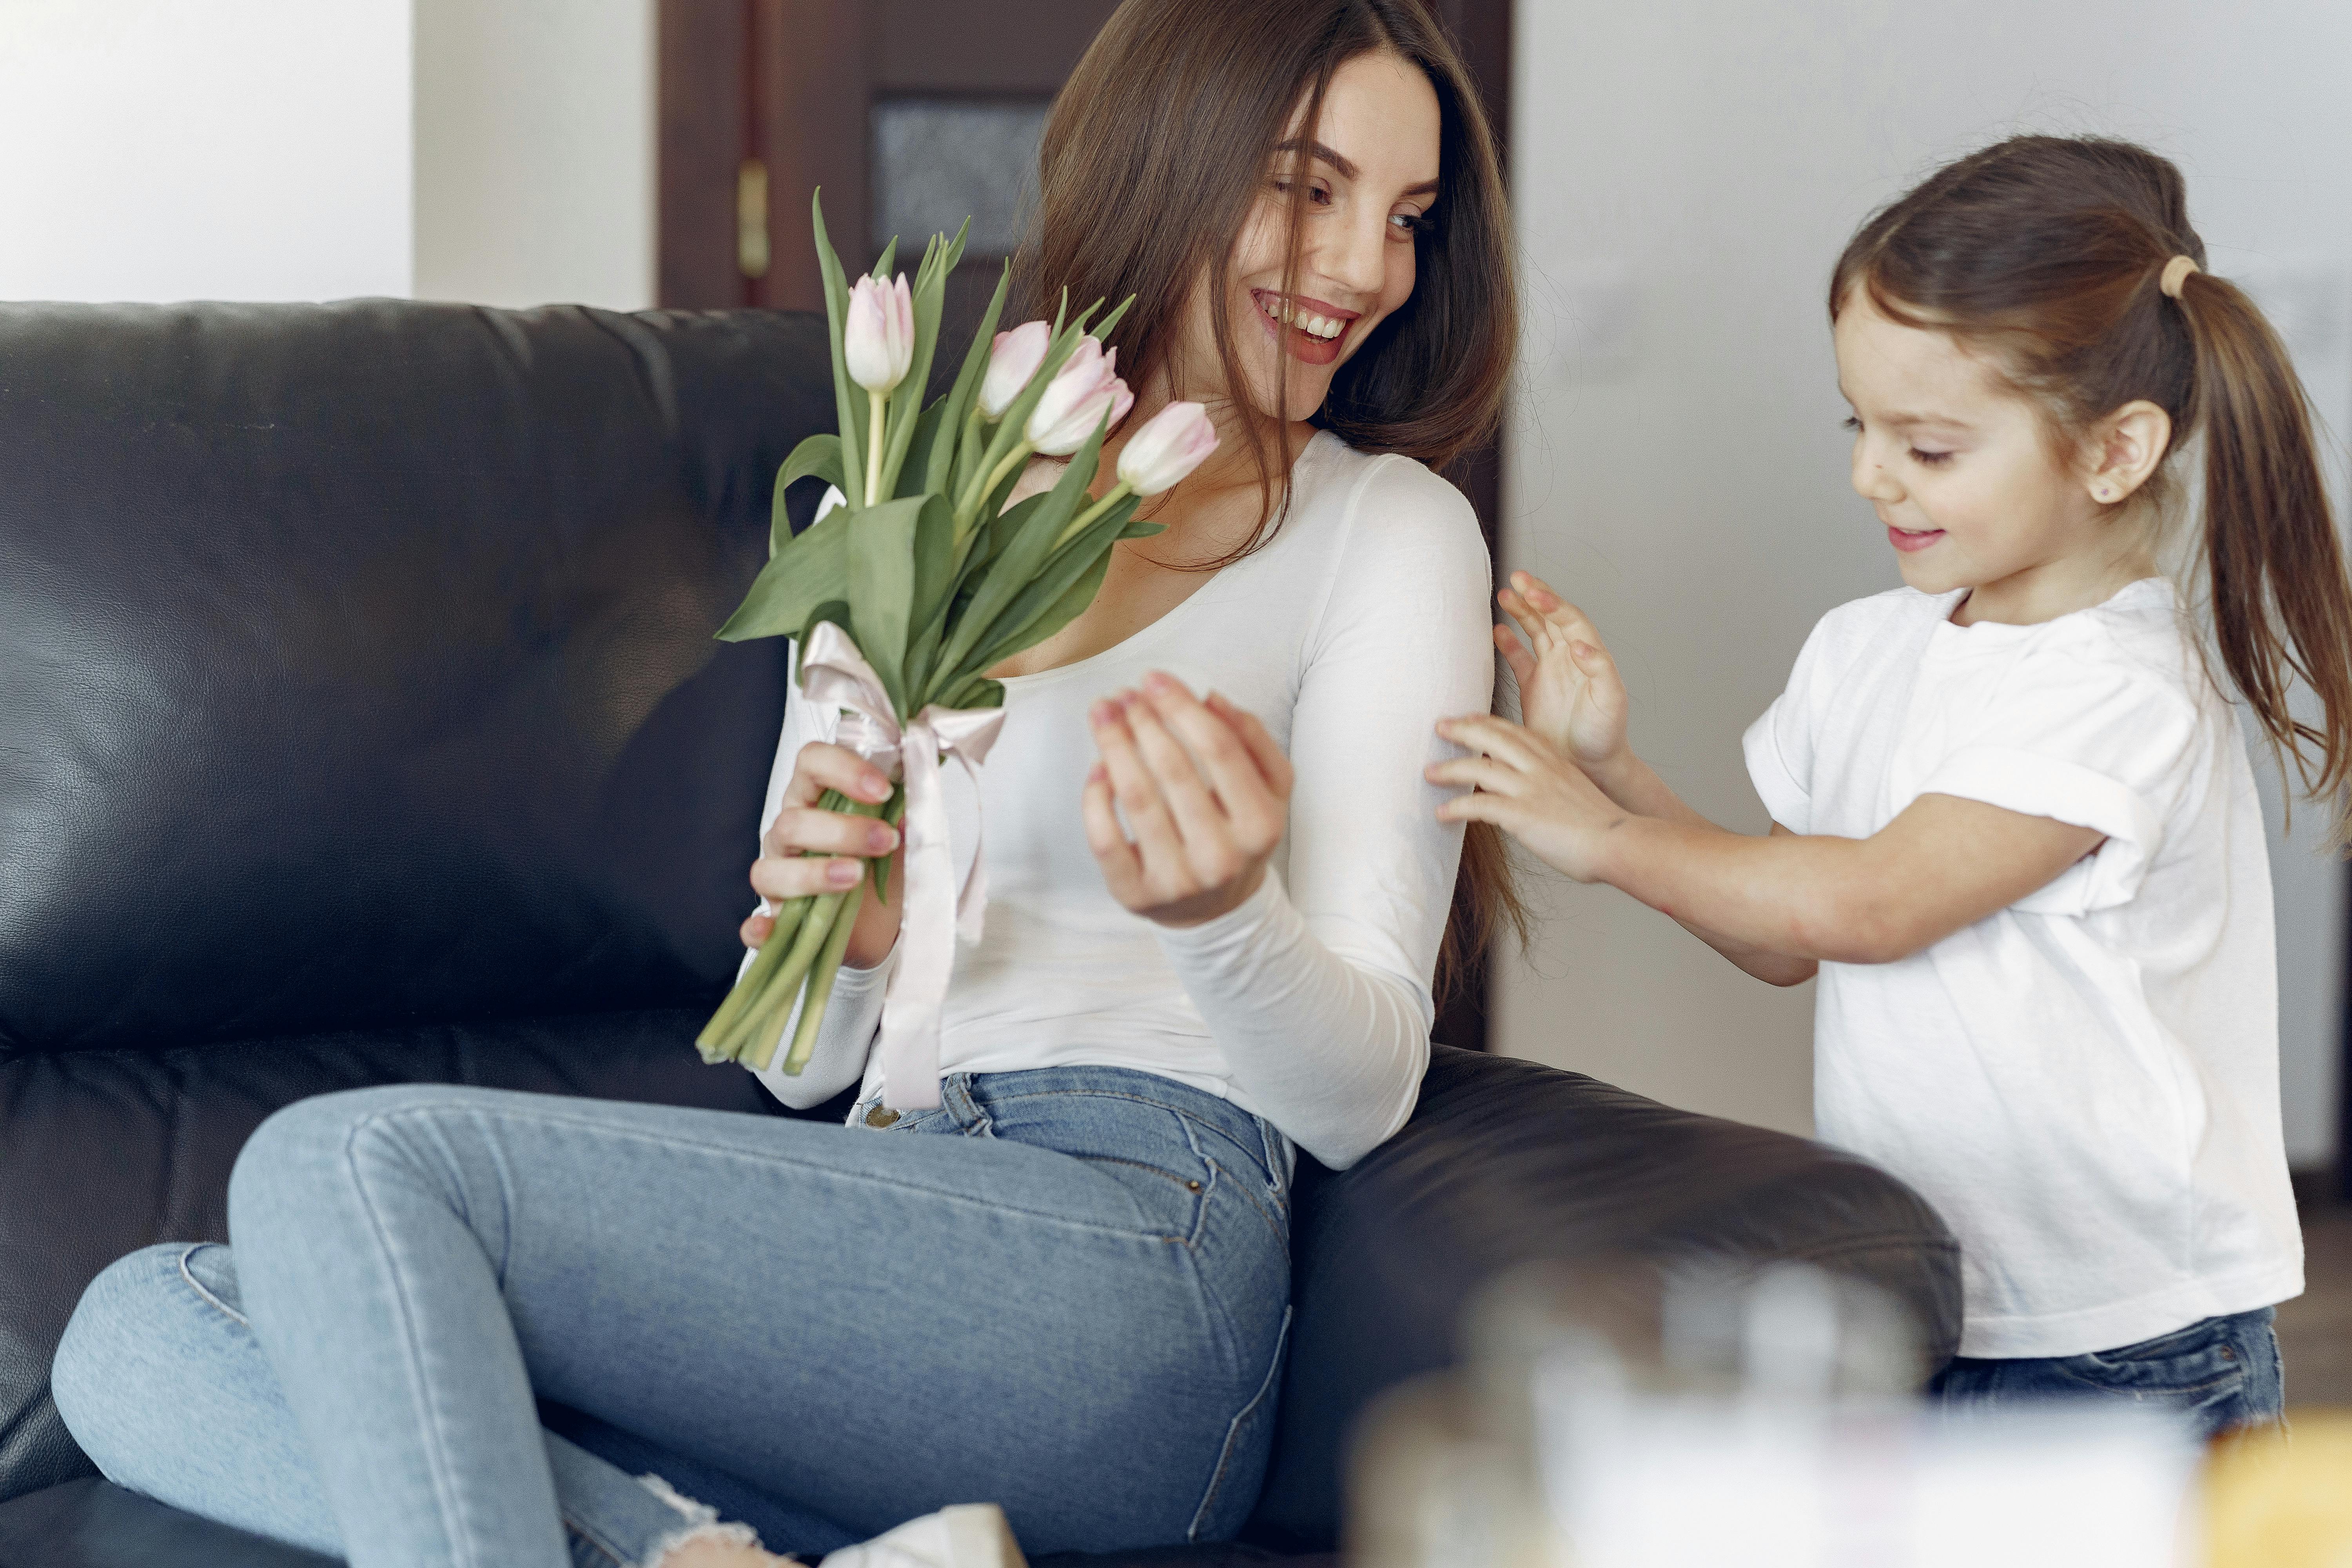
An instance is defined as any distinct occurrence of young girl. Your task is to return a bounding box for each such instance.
[1434,135,2343,1437]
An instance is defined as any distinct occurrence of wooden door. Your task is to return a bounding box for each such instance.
[659,0,1511,1049]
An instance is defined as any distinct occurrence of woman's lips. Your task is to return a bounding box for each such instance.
[1250,289,1356,367]
[1887,524,1945,554]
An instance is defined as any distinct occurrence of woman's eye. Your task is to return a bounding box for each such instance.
[1389,211,1434,238]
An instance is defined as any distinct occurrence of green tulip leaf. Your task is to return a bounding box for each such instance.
[935,263,1011,497]
[716,502,850,642]
[773,434,847,555]
[796,599,852,673]
[1119,518,1167,539]
[812,193,866,509]
[847,495,926,711]
[894,399,949,501]
[973,548,1112,675]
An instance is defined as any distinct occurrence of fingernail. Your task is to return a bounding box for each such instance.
[827,860,859,887]
[1143,671,1175,694]
[868,826,898,852]
[1090,700,1115,725]
[862,773,889,799]
[1087,762,1107,784]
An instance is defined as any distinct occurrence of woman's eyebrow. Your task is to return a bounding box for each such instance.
[1272,137,1440,196]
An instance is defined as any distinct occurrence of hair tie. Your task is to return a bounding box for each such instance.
[2160,255,2201,299]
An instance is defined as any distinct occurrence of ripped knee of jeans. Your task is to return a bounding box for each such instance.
[636,1472,767,1568]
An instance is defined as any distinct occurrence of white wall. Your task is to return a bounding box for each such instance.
[1502,0,2352,1167]
[0,0,655,310]
[0,0,414,301]
[412,0,655,309]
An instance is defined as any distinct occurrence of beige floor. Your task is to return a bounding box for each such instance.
[2280,1200,2352,1406]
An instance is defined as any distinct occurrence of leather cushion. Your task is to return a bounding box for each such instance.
[1241,1045,1963,1549]
[0,301,829,1056]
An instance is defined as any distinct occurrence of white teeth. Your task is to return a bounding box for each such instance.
[1261,295,1343,340]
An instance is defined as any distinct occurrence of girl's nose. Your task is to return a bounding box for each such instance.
[1851,445,1903,505]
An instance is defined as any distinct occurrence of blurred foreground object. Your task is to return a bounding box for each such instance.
[1351,1261,2201,1568]
[2205,1414,2352,1568]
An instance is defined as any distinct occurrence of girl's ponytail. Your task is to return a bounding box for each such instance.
[1833,134,2352,837]
[2176,270,2352,820]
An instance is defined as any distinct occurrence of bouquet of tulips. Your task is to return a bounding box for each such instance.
[695,193,1218,1093]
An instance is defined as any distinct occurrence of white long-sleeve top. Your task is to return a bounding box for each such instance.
[742,432,1493,1169]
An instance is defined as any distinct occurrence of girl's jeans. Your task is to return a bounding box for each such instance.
[51,1067,1294,1568]
[1929,1307,2283,1441]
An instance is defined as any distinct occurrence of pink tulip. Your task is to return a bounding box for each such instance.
[978,320,1052,419]
[1025,340,1133,456]
[1116,401,1219,496]
[845,273,915,394]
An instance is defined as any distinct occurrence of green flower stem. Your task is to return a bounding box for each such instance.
[958,441,1032,529]
[731,889,847,1071]
[694,894,809,1062]
[953,408,987,537]
[1056,482,1135,549]
[864,390,888,506]
[779,877,864,1075]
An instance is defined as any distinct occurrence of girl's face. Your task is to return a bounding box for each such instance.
[1179,50,1441,424]
[1834,288,2123,612]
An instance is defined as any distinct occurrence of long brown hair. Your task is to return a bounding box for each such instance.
[1020,0,1526,1000]
[1832,135,2352,835]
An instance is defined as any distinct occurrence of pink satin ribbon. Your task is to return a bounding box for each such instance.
[799,621,1004,1109]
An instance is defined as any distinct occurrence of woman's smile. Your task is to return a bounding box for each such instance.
[1250,287,1358,366]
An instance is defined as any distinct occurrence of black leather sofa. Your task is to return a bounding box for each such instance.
[0,299,1961,1568]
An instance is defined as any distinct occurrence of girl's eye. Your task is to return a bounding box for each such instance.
[1841,416,1862,433]
[1910,449,1954,467]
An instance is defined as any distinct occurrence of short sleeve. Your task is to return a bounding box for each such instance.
[1915,650,2197,915]
[1743,613,1847,834]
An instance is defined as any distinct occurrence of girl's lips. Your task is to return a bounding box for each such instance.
[1250,289,1356,367]
[1887,524,1945,554]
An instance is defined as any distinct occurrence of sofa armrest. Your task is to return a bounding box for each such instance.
[1243,1046,1960,1549]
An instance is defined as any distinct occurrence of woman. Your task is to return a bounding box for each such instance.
[49,2,1517,1564]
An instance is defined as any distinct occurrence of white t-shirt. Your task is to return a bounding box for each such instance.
[743,431,1495,1170]
[1744,578,2303,1358]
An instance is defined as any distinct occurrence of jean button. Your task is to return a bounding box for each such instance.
[865,1106,901,1128]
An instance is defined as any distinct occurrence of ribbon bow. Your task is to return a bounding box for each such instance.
[799,621,1004,1109]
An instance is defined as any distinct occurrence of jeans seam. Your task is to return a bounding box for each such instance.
[341,1113,498,1568]
[176,1245,250,1328]
[354,1097,1192,1245]
[1186,1303,1293,1542]
[560,1513,630,1568]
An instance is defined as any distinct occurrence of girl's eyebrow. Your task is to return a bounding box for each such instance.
[1272,137,1440,197]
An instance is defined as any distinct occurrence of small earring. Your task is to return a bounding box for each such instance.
[2094,484,2117,502]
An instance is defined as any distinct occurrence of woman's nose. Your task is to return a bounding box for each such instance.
[1307,207,1387,302]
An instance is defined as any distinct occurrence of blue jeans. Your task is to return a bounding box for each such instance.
[52,1067,1294,1568]
[1929,1308,2283,1442]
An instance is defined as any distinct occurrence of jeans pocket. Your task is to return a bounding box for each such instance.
[2060,1318,2247,1398]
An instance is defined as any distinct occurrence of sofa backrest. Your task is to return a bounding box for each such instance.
[0,301,832,1056]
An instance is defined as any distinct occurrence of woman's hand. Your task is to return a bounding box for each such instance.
[1084,673,1294,927]
[1496,570,1630,774]
[1427,712,1627,884]
[742,742,905,969]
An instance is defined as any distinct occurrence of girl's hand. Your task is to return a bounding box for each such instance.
[1427,712,1627,884]
[742,741,905,969]
[1496,570,1630,773]
[1084,673,1294,927]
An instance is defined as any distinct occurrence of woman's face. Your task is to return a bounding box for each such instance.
[1184,50,1442,424]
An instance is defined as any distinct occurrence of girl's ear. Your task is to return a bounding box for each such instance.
[2084,400,2173,506]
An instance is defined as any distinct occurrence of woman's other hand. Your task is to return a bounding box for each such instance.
[1084,673,1294,927]
[742,742,905,969]
[1427,713,1624,884]
[1496,570,1629,774]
